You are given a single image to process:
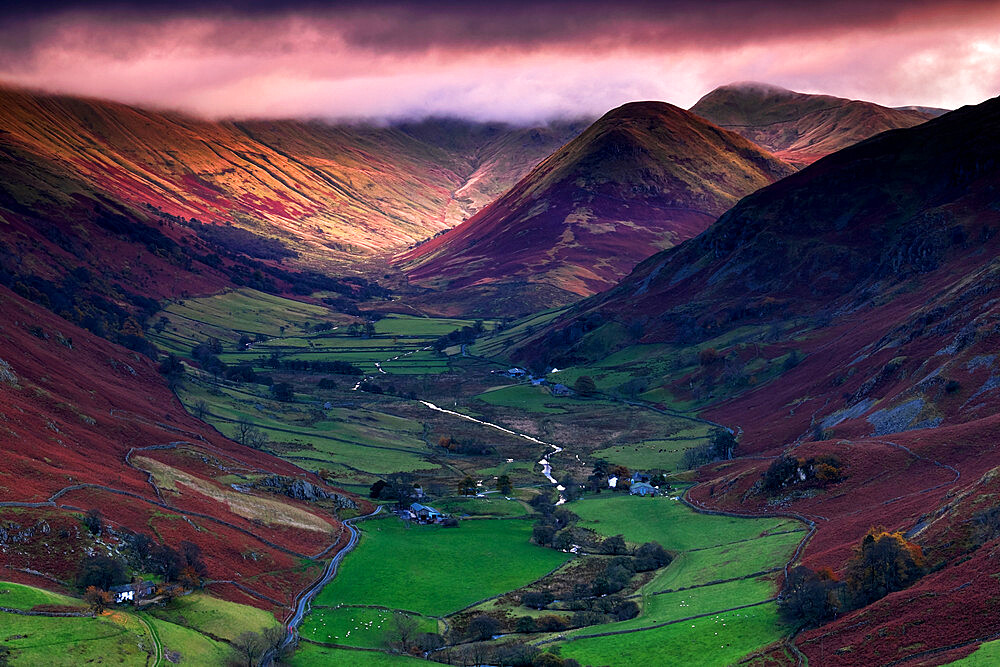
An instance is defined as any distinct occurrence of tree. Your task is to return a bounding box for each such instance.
[466,615,500,641]
[271,382,294,402]
[158,353,185,388]
[383,612,419,653]
[458,476,476,496]
[77,555,127,591]
[844,528,925,608]
[193,399,209,420]
[521,591,553,609]
[573,375,597,397]
[233,420,267,449]
[83,586,111,614]
[779,566,841,628]
[709,429,737,460]
[228,631,268,667]
[497,474,513,496]
[603,534,627,555]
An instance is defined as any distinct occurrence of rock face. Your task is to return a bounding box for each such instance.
[257,475,357,509]
[0,358,17,387]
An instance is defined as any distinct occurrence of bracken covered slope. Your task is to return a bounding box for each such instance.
[396,101,794,309]
[690,82,937,166]
[0,284,367,614]
[514,96,1000,664]
[0,84,582,266]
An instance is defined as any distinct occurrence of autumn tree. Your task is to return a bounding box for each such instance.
[84,586,111,614]
[228,631,268,667]
[844,528,925,608]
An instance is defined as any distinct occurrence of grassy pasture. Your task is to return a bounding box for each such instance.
[559,603,784,667]
[290,643,428,666]
[0,581,84,610]
[146,613,231,666]
[149,591,280,642]
[300,606,437,648]
[314,517,570,616]
[2,611,152,666]
[542,494,803,665]
[431,495,529,517]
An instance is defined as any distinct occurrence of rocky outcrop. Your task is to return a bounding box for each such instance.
[255,476,357,509]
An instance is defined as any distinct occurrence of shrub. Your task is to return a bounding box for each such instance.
[521,591,554,609]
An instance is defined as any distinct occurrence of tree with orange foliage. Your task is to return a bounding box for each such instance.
[845,527,925,608]
[83,586,111,614]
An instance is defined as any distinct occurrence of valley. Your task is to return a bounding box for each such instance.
[1,48,999,666]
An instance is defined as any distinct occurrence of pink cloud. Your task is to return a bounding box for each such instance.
[0,2,998,120]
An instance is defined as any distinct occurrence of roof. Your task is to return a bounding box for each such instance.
[631,482,657,491]
[410,503,442,514]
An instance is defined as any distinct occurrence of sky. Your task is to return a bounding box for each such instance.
[1,1,999,123]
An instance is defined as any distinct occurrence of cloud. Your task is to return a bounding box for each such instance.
[0,1,998,121]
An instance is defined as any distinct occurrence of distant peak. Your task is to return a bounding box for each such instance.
[715,81,794,95]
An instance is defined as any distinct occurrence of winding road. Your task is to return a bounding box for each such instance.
[267,505,384,664]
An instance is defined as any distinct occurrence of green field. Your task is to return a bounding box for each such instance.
[559,603,784,667]
[1,611,153,666]
[431,495,529,517]
[146,613,231,666]
[291,642,428,666]
[300,606,438,648]
[0,582,84,610]
[314,517,570,616]
[149,591,280,642]
[952,640,1000,665]
[177,380,438,477]
[541,495,804,665]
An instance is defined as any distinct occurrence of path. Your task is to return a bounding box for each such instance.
[136,612,163,667]
[264,505,384,665]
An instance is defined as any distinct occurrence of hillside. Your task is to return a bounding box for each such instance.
[690,82,936,166]
[504,96,1000,664]
[0,85,581,267]
[0,284,365,614]
[396,101,794,312]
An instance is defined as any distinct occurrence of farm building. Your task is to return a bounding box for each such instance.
[630,482,657,497]
[507,367,527,377]
[410,503,445,524]
[109,581,156,604]
[551,383,574,397]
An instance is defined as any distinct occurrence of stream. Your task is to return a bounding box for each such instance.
[419,400,567,502]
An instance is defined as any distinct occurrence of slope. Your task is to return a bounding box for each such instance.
[504,95,1000,663]
[0,284,365,613]
[690,81,936,166]
[0,84,581,269]
[396,101,794,312]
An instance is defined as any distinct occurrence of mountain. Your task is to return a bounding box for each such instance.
[690,82,938,166]
[0,84,582,265]
[508,96,1000,664]
[395,101,794,313]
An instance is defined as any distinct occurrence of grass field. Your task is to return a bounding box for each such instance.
[146,613,232,666]
[2,611,153,666]
[431,495,529,517]
[0,581,84,610]
[149,591,280,642]
[559,602,784,667]
[299,606,438,648]
[314,517,570,616]
[952,641,1000,665]
[290,642,428,666]
[541,494,804,665]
